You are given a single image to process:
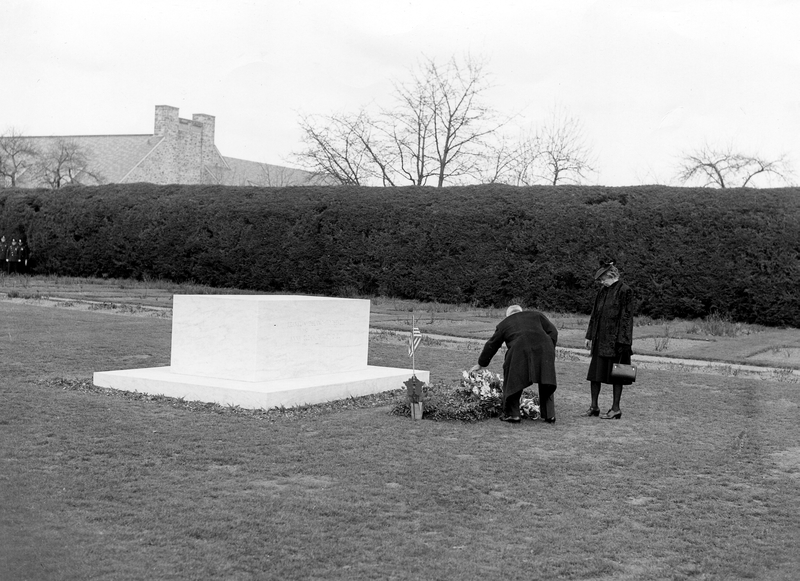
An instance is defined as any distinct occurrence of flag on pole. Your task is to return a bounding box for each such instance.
[408,327,422,357]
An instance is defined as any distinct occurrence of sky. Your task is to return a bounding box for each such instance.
[2,0,798,187]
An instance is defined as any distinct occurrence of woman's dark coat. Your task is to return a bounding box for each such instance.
[478,310,558,395]
[585,280,634,357]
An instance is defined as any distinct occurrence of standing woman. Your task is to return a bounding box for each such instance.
[583,261,635,419]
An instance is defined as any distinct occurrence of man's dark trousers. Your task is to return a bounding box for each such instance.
[539,384,556,421]
[503,384,556,420]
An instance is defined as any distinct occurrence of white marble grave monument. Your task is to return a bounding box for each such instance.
[93,295,429,409]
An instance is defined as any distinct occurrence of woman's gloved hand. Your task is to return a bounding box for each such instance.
[614,343,633,357]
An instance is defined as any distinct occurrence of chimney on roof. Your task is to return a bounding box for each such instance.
[154,105,179,136]
[192,113,217,167]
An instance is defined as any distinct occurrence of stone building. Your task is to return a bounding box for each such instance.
[5,105,326,188]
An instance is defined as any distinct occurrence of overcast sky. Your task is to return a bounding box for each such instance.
[2,0,798,186]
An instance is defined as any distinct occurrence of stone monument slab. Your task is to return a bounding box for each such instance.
[170,295,369,381]
[93,295,429,409]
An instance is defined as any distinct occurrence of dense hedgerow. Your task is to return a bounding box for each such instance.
[1,183,798,326]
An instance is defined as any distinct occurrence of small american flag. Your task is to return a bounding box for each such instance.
[408,327,422,357]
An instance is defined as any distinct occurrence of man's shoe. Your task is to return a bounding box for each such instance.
[542,417,556,424]
[600,409,622,420]
[499,415,521,423]
[581,407,600,417]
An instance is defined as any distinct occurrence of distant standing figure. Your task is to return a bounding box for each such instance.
[583,261,635,420]
[470,305,559,423]
[6,238,22,274]
[18,237,29,273]
[0,236,7,272]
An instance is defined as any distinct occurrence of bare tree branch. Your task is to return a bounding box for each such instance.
[293,113,369,186]
[256,164,298,187]
[383,72,436,185]
[471,134,529,185]
[503,130,543,186]
[0,128,39,187]
[34,138,101,189]
[496,108,595,186]
[535,108,595,185]
[401,54,503,187]
[293,53,505,187]
[677,143,794,188]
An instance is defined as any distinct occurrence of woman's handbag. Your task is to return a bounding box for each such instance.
[610,356,637,383]
[611,363,636,382]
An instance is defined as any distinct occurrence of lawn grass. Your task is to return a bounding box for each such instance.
[2,290,800,580]
[5,273,799,369]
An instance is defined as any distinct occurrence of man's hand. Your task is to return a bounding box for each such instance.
[469,364,486,374]
[584,339,592,350]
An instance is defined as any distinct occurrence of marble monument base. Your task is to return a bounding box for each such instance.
[93,365,429,410]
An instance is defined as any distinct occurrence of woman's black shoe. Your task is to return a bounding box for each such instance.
[499,415,521,423]
[581,407,600,417]
[600,409,622,420]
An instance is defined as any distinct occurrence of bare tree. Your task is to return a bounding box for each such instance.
[677,143,793,188]
[294,111,384,186]
[293,54,504,187]
[470,134,529,185]
[252,163,332,187]
[534,108,595,185]
[499,130,543,186]
[482,109,595,187]
[257,164,297,187]
[429,56,505,186]
[0,128,39,187]
[386,55,502,186]
[229,164,292,187]
[35,138,100,189]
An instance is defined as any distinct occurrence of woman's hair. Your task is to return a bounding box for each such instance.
[606,264,620,279]
[506,305,523,316]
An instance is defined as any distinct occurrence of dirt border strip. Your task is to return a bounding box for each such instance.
[0,295,172,317]
[372,329,800,383]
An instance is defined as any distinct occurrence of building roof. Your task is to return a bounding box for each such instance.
[22,134,164,184]
[222,156,329,187]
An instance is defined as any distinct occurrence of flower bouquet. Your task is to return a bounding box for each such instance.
[460,370,540,420]
[460,369,504,415]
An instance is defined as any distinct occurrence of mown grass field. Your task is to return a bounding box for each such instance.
[2,277,800,580]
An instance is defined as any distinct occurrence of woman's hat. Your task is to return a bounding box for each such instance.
[593,261,615,280]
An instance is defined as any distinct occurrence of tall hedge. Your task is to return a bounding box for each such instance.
[1,183,798,327]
